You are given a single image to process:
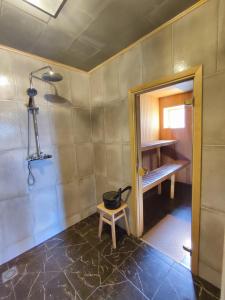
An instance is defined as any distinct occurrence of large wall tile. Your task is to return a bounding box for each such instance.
[30,186,59,234]
[0,148,27,201]
[173,0,218,76]
[78,175,96,211]
[76,143,94,177]
[141,26,172,83]
[90,67,104,107]
[0,101,23,151]
[49,103,74,146]
[121,99,130,143]
[0,49,16,100]
[217,0,225,71]
[91,107,104,143]
[56,180,80,222]
[53,145,77,184]
[203,71,225,145]
[104,101,123,143]
[94,143,106,176]
[2,196,33,247]
[122,144,132,183]
[27,146,57,191]
[95,175,107,203]
[199,208,225,284]
[106,144,123,183]
[70,71,90,108]
[202,146,225,213]
[12,52,49,100]
[102,58,119,103]
[118,45,142,99]
[73,108,91,143]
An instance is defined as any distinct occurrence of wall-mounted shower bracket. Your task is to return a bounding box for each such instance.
[27,106,39,112]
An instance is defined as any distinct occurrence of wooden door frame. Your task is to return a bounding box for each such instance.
[128,66,202,275]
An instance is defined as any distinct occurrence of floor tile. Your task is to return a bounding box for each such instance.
[88,269,148,300]
[0,280,15,300]
[119,243,172,298]
[83,223,111,247]
[8,245,59,274]
[97,235,139,267]
[152,268,198,300]
[194,276,220,300]
[72,213,99,236]
[65,248,114,299]
[51,240,91,270]
[13,271,76,300]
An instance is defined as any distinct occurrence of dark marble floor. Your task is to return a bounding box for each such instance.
[0,213,220,300]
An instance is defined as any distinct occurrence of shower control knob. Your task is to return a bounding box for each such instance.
[27,88,38,97]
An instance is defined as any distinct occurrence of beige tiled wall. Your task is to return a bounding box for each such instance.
[90,0,225,288]
[0,49,95,264]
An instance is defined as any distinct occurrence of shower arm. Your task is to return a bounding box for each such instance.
[29,65,53,88]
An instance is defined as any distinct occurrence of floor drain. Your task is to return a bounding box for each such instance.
[1,266,18,283]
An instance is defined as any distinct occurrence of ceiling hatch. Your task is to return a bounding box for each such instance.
[23,0,67,17]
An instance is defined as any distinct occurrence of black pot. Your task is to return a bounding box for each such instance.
[103,186,132,210]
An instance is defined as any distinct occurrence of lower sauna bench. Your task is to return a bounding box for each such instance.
[142,160,189,198]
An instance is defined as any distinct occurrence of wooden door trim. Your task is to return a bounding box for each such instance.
[128,66,202,275]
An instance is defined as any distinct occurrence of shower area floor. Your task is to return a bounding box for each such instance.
[0,213,220,300]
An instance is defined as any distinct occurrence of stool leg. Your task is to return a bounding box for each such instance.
[111,215,116,249]
[98,212,103,240]
[123,209,130,236]
[170,174,175,199]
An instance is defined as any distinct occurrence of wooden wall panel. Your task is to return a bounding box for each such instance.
[140,93,159,171]
[140,94,159,144]
[159,91,193,184]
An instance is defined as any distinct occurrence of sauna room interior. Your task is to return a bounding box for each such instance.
[140,80,193,269]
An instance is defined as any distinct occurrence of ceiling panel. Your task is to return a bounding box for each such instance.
[0,0,197,71]
[0,1,46,51]
[146,80,194,98]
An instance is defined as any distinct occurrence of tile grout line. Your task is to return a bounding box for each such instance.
[115,266,150,300]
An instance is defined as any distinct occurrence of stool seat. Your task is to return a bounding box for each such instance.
[97,201,128,216]
[97,201,130,249]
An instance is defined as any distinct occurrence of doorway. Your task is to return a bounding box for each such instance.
[141,80,193,269]
[128,66,202,275]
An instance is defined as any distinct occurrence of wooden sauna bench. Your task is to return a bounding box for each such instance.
[141,140,189,199]
[142,160,189,198]
[141,139,177,152]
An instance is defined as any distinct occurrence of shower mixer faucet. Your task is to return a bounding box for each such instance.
[26,65,63,185]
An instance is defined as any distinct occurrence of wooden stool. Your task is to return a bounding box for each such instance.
[97,201,130,249]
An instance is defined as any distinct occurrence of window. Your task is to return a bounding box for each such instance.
[163,105,185,129]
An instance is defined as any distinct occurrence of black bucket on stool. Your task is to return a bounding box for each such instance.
[103,186,131,210]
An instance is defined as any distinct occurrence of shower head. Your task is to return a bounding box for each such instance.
[29,66,63,87]
[41,70,63,82]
